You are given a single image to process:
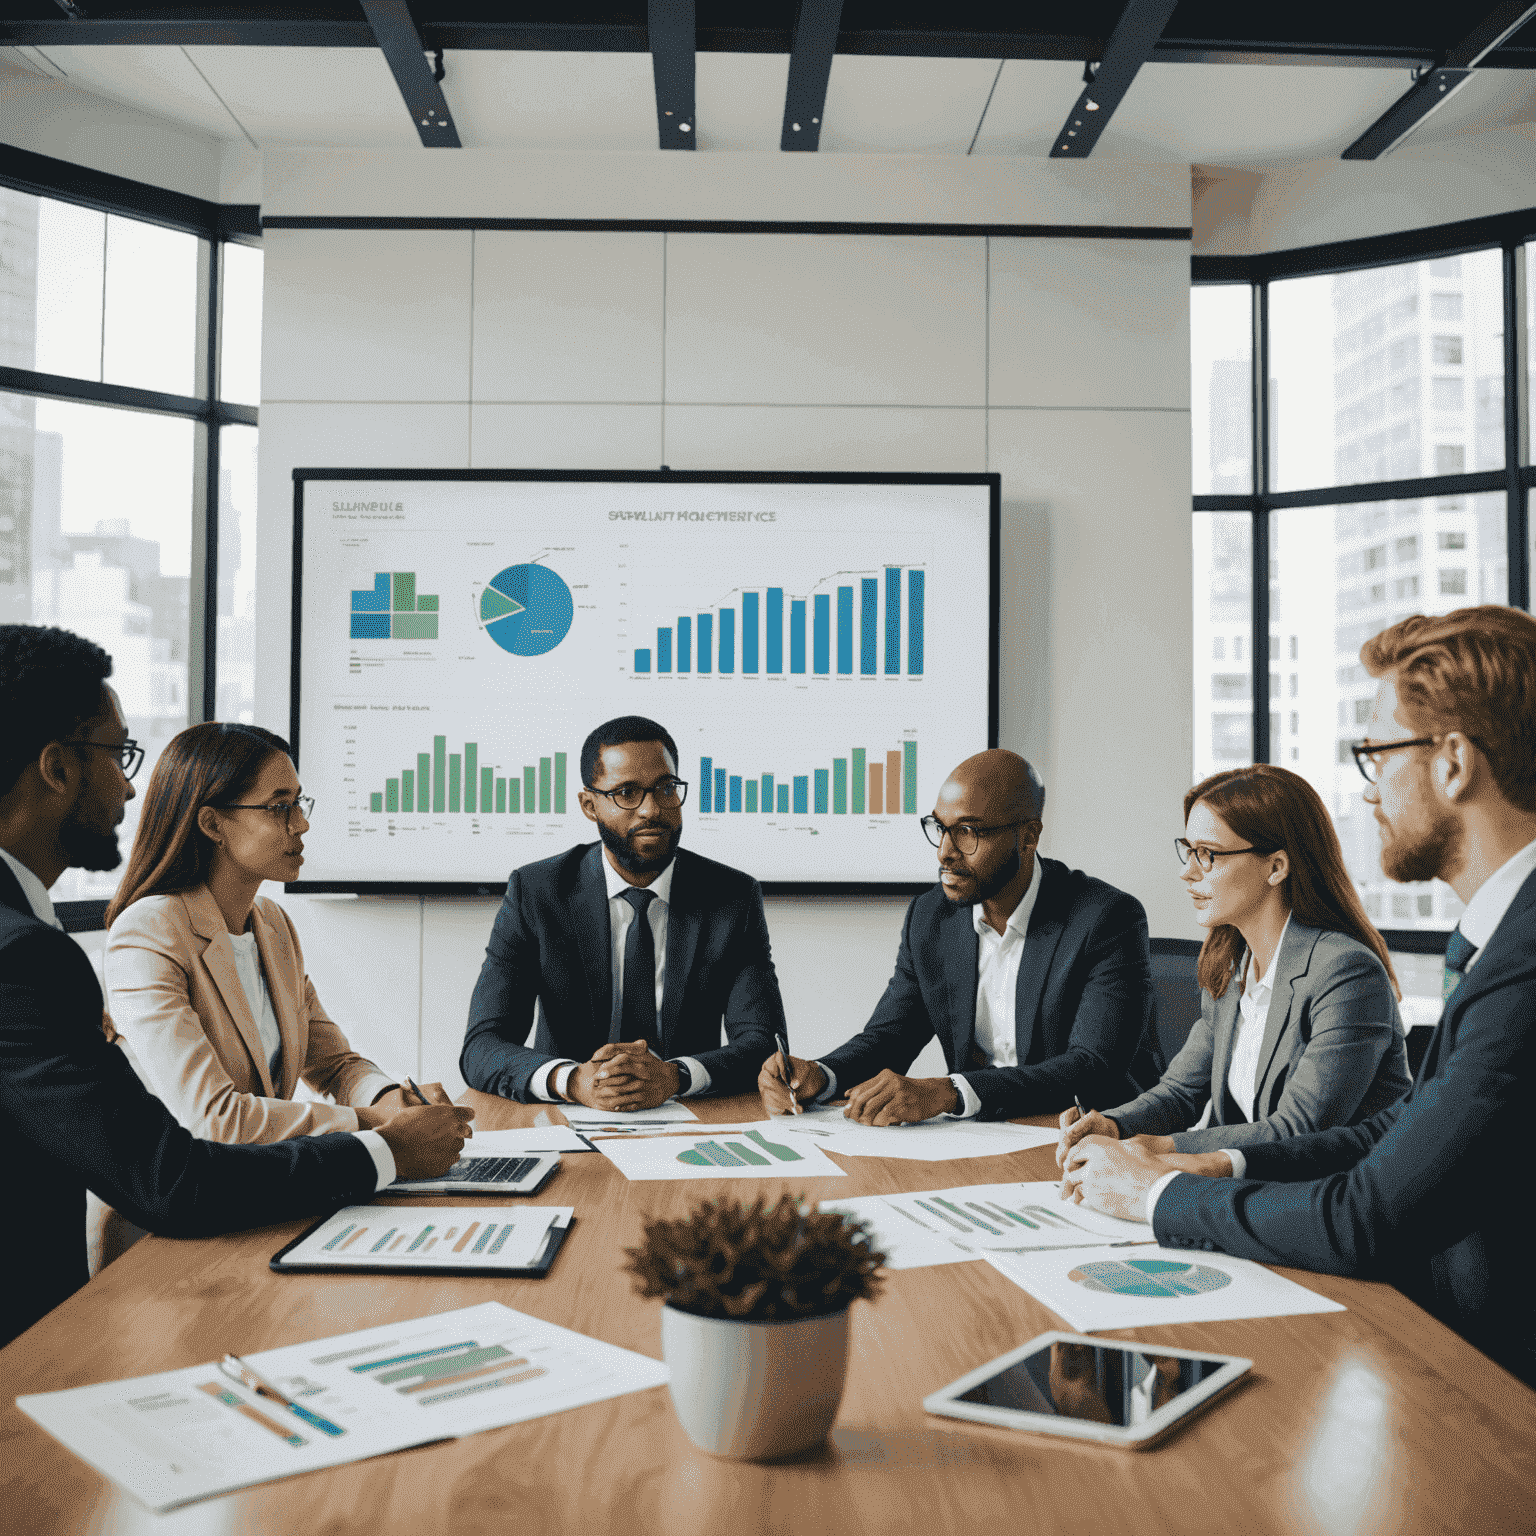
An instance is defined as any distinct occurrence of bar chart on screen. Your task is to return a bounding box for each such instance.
[361,733,569,819]
[696,738,920,817]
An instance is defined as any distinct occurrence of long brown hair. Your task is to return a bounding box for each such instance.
[105,722,291,927]
[1186,765,1399,1000]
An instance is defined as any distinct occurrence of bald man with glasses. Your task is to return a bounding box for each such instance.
[761,749,1153,1124]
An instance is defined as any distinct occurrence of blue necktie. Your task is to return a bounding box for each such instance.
[619,888,659,1045]
[1441,926,1478,1006]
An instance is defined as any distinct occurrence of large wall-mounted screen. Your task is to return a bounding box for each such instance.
[290,472,998,893]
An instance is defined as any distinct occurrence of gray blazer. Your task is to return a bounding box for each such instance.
[1106,921,1411,1153]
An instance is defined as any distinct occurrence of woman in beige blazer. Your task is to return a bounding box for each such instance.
[105,723,423,1143]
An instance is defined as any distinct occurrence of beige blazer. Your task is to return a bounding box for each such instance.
[106,886,393,1143]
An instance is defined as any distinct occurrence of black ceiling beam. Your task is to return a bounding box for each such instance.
[648,0,695,149]
[1342,0,1536,158]
[780,0,844,150]
[357,0,461,148]
[1050,0,1181,159]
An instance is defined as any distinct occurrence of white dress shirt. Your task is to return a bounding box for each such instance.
[1147,836,1536,1223]
[228,930,285,1085]
[530,854,709,1101]
[1226,916,1289,1123]
[813,855,1041,1117]
[0,848,396,1192]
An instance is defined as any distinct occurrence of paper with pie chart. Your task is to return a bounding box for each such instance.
[984,1246,1346,1332]
[593,1127,847,1182]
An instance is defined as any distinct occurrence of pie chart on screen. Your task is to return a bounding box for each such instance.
[479,564,574,656]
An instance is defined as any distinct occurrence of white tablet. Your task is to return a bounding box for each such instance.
[924,1332,1250,1448]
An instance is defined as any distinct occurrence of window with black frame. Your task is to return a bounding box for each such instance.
[1192,224,1534,1016]
[0,172,260,909]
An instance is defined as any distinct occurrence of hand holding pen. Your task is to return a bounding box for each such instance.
[1056,1092,1121,1170]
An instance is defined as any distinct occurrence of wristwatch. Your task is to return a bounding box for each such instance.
[671,1059,693,1096]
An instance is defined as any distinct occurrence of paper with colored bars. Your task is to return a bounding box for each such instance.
[558,1099,698,1132]
[16,1302,669,1512]
[818,1181,1155,1269]
[595,1125,846,1181]
[769,1106,1061,1160]
[276,1205,570,1270]
[985,1246,1347,1332]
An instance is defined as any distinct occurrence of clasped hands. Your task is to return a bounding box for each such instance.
[562,1040,681,1112]
[1055,1105,1230,1221]
[757,1052,959,1124]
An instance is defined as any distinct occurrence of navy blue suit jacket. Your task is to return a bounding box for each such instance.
[0,863,377,1347]
[460,843,786,1102]
[818,856,1153,1119]
[1154,865,1536,1385]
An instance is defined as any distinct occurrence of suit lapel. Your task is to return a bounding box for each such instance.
[574,845,617,1042]
[1207,981,1243,1122]
[1251,921,1315,1106]
[186,887,276,1096]
[659,853,700,1055]
[1437,867,1536,1043]
[0,859,35,921]
[1012,860,1066,1066]
[942,904,980,1070]
[250,900,302,1098]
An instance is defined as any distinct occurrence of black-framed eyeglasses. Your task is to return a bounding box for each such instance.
[921,815,1027,856]
[74,738,146,781]
[1174,837,1275,873]
[1349,736,1439,785]
[215,796,316,830]
[584,778,688,811]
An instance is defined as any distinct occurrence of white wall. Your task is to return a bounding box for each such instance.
[254,150,1192,1094]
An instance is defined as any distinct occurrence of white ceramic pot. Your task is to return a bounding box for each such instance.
[660,1303,851,1461]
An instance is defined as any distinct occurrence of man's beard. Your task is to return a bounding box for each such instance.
[599,819,682,875]
[943,846,1020,907]
[1379,804,1461,886]
[60,812,122,872]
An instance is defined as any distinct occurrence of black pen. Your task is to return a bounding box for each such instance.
[219,1354,345,1437]
[404,1077,430,1106]
[775,1031,801,1115]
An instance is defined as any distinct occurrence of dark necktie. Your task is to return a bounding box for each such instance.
[1441,926,1478,1006]
[619,888,659,1045]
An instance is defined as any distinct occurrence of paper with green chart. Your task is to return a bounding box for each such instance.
[593,1124,847,1181]
[818,1181,1155,1269]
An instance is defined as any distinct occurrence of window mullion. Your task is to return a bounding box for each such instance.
[1253,280,1271,765]
[1506,244,1530,610]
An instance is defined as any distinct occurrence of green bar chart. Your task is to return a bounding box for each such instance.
[368,736,568,817]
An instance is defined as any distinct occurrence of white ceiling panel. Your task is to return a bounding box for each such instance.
[818,56,1002,154]
[1078,62,1409,166]
[434,50,655,150]
[695,52,789,152]
[967,60,1087,159]
[1398,68,1536,145]
[30,45,245,141]
[184,46,419,148]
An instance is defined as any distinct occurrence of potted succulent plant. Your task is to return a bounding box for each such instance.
[624,1195,886,1461]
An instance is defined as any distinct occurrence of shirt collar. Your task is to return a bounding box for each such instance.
[0,846,58,927]
[1245,913,1291,999]
[972,852,1039,939]
[1457,835,1536,953]
[602,849,675,908]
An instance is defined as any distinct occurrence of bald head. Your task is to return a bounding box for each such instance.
[937,750,1045,826]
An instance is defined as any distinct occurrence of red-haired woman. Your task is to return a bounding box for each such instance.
[104,723,426,1142]
[1058,764,1410,1164]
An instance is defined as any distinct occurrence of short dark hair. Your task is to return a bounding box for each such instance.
[0,624,114,796]
[580,716,680,787]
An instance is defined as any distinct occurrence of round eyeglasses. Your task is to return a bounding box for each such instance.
[74,738,146,781]
[1174,837,1274,873]
[585,777,689,811]
[921,815,1027,856]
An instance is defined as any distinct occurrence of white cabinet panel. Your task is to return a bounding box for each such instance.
[471,404,663,469]
[419,897,504,1099]
[666,234,986,406]
[263,230,473,402]
[471,231,664,403]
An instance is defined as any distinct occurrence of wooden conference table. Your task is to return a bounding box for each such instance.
[3,1092,1534,1535]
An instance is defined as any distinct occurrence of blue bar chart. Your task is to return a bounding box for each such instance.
[632,566,928,680]
[699,741,918,816]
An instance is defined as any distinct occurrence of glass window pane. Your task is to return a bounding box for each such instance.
[0,392,195,902]
[1193,512,1253,782]
[102,216,200,397]
[220,243,264,406]
[1268,494,1507,934]
[32,195,106,381]
[217,424,257,722]
[1270,250,1506,493]
[1191,284,1252,494]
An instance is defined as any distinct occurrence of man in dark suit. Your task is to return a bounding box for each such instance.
[461,715,785,1107]
[760,749,1152,1123]
[1064,606,1536,1385]
[0,624,471,1347]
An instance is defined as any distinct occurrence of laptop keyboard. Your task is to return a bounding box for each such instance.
[436,1156,540,1183]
